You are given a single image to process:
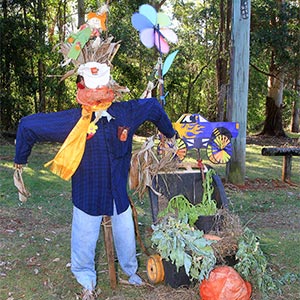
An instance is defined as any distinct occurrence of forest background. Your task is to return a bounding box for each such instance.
[1,0,300,139]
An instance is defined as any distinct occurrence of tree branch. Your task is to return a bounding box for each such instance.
[250,63,275,78]
[157,0,168,10]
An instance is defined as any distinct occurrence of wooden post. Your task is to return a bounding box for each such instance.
[226,0,251,184]
[102,216,117,289]
[261,147,300,182]
[282,155,292,182]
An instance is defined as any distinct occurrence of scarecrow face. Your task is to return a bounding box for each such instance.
[78,62,110,89]
[76,62,114,108]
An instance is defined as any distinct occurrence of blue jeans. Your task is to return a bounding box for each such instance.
[71,203,140,290]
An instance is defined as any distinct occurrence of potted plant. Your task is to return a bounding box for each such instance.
[157,168,219,232]
[150,216,217,288]
[147,168,222,288]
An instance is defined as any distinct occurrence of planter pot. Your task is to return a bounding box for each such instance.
[148,168,228,222]
[195,212,225,233]
[223,255,238,266]
[195,215,216,233]
[162,260,191,288]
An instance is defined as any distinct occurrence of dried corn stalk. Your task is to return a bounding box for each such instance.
[129,135,180,199]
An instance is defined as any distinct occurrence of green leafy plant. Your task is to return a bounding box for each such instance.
[157,194,200,226]
[198,168,218,216]
[151,216,216,281]
[234,227,277,296]
[158,168,218,226]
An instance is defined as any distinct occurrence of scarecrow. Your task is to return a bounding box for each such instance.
[13,6,175,300]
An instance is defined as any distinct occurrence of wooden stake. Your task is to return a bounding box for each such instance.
[102,216,117,289]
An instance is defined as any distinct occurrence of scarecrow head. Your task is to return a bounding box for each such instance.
[76,62,114,108]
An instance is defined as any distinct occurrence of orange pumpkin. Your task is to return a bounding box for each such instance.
[199,266,252,300]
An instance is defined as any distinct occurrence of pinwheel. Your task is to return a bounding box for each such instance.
[131,4,178,54]
[206,127,233,164]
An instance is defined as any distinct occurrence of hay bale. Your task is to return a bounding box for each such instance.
[207,209,243,263]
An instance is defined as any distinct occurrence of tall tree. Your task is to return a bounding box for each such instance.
[251,0,300,136]
[0,0,76,131]
[169,1,221,119]
[291,76,300,132]
[260,1,286,136]
[290,0,300,133]
[216,0,231,121]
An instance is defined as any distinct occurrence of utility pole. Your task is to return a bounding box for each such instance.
[226,0,251,184]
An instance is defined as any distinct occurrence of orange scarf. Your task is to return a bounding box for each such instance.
[44,102,112,180]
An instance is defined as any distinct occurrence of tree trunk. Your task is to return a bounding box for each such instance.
[216,0,231,122]
[260,64,286,136]
[37,0,46,112]
[38,59,46,112]
[291,78,300,133]
[78,0,85,27]
[260,1,287,137]
[0,0,10,131]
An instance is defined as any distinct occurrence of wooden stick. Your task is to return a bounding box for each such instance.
[129,197,150,256]
[102,216,117,289]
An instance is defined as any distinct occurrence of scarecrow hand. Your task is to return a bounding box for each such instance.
[14,163,23,170]
[13,164,31,203]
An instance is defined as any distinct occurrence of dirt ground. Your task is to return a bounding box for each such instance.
[246,134,300,147]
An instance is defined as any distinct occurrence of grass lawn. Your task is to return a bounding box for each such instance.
[0,135,299,300]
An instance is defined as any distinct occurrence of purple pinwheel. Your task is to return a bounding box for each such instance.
[131,4,178,54]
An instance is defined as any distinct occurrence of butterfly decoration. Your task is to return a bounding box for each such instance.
[131,4,178,54]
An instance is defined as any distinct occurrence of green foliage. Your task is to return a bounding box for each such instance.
[251,0,299,66]
[158,194,200,226]
[168,1,221,119]
[199,168,218,215]
[151,216,216,281]
[158,168,217,226]
[278,272,300,285]
[152,168,219,281]
[0,0,74,130]
[235,227,278,297]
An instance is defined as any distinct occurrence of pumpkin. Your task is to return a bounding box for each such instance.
[203,233,222,241]
[146,254,165,284]
[199,266,252,300]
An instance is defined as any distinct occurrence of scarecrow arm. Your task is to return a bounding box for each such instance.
[130,97,176,138]
[14,109,80,164]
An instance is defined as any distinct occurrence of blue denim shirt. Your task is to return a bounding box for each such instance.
[14,98,176,216]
